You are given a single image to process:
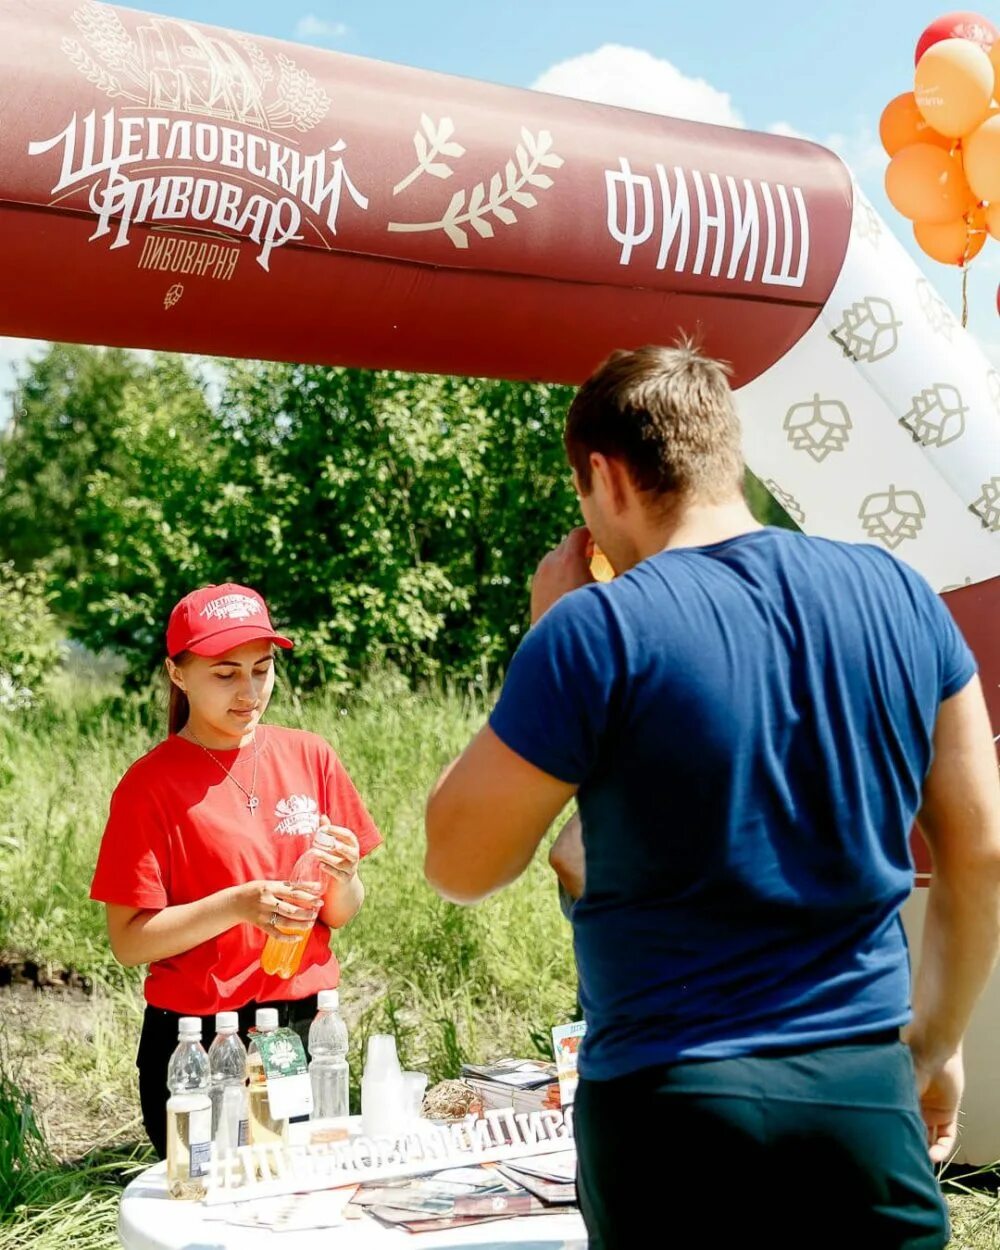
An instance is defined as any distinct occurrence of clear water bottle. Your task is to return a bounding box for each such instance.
[208,1011,248,1155]
[166,1016,212,1200]
[308,989,349,1120]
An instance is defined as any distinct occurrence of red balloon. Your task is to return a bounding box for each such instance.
[915,11,998,64]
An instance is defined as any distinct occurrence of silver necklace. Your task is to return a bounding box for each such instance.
[186,727,261,815]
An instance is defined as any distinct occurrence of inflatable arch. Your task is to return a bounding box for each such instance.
[2,0,998,1160]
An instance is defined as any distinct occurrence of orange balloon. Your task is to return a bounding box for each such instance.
[915,38,994,136]
[885,143,971,223]
[879,92,953,155]
[986,202,1000,240]
[964,113,1000,200]
[991,41,1000,101]
[914,214,987,264]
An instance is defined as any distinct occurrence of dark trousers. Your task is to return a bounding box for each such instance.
[137,995,318,1159]
[574,1036,949,1250]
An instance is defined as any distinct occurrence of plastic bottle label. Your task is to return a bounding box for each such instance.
[188,1106,212,1178]
[256,1028,313,1120]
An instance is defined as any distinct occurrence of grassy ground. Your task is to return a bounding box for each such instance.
[1,674,997,1247]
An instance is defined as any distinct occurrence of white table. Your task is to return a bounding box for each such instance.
[119,1162,589,1250]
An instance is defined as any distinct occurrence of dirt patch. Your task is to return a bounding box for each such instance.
[1,982,148,1163]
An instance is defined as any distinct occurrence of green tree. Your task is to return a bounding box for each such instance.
[0,345,143,575]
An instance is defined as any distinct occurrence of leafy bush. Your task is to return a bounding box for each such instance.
[0,564,61,708]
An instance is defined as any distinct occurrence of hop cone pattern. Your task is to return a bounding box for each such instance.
[915,280,956,342]
[830,296,901,363]
[852,200,882,248]
[899,384,967,448]
[163,283,183,309]
[969,477,1000,532]
[784,394,852,462]
[987,371,1000,417]
[858,486,925,549]
[763,479,805,525]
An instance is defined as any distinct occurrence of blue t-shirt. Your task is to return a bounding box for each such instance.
[489,528,976,1081]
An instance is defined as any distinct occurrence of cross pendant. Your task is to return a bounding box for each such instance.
[248,795,260,815]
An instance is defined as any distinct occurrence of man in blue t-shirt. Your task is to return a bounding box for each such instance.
[424,343,1000,1249]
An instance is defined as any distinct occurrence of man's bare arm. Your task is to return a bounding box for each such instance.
[425,726,577,904]
[908,675,1000,1160]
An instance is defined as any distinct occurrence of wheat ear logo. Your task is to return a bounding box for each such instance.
[388,127,564,249]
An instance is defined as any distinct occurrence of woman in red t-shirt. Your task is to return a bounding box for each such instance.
[91,582,382,1157]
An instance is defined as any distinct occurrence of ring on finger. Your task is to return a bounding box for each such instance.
[269,909,279,927]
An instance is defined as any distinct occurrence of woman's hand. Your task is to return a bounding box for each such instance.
[315,819,360,886]
[234,879,323,941]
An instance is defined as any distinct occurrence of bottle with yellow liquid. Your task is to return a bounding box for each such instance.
[246,1008,285,1145]
[165,1016,212,1200]
[260,828,338,979]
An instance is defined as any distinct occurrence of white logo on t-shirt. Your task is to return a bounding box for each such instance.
[200,593,263,622]
[274,794,320,836]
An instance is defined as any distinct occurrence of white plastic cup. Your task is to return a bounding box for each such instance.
[364,1034,400,1080]
[402,1071,428,1126]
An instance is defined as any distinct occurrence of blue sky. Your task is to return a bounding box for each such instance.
[2,0,997,383]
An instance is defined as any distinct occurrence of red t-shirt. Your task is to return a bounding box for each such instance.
[90,725,382,1014]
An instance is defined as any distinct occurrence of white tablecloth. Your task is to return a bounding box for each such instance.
[118,1162,589,1249]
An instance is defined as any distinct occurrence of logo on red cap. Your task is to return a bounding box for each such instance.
[166,583,293,657]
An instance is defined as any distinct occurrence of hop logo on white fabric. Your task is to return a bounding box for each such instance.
[200,593,263,622]
[274,794,320,837]
[763,479,805,525]
[969,477,1000,532]
[851,199,882,248]
[899,384,967,448]
[830,296,901,363]
[783,394,852,462]
[858,486,926,549]
[986,371,1000,416]
[915,280,957,342]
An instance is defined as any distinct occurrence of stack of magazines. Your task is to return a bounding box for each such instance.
[459,1057,560,1112]
[497,1149,578,1206]
[349,1163,573,1233]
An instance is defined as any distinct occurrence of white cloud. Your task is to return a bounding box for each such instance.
[294,14,348,42]
[532,44,743,129]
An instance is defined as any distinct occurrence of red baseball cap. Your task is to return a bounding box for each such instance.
[166,583,294,657]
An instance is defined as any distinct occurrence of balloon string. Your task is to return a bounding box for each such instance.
[961,265,969,329]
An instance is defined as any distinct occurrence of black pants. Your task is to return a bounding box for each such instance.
[574,1036,949,1250]
[137,996,318,1159]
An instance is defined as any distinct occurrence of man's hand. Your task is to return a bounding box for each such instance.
[530,527,594,625]
[910,1045,964,1163]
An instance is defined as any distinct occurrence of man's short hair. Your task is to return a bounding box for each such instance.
[565,340,745,501]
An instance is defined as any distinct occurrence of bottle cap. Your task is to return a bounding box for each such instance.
[215,1011,239,1032]
[317,989,339,1012]
[178,1016,202,1038]
[255,1007,279,1031]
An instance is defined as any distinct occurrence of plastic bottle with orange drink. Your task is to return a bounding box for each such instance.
[260,827,338,979]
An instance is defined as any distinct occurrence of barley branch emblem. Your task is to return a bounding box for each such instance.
[393,115,466,196]
[388,127,564,248]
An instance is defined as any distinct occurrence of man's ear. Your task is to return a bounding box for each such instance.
[590,452,632,514]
